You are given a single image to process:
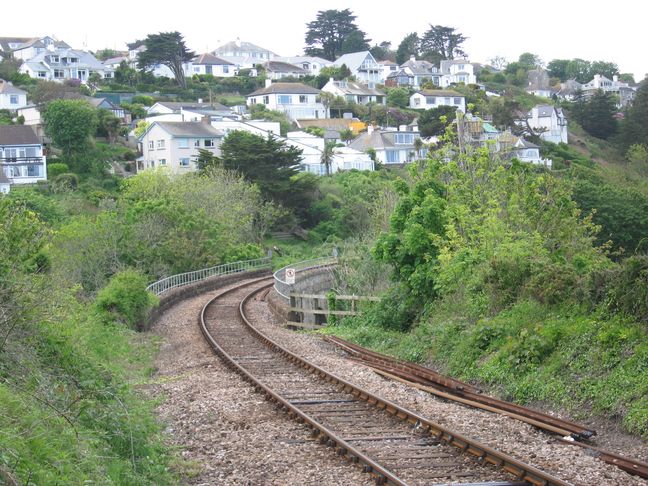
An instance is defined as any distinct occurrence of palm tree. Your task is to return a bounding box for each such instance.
[321,141,336,176]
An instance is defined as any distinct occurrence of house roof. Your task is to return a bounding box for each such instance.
[517,138,540,149]
[145,121,224,139]
[0,125,40,145]
[349,130,419,151]
[531,104,557,117]
[193,53,235,66]
[25,49,104,71]
[103,56,128,66]
[213,40,278,56]
[0,80,27,95]
[379,60,398,66]
[333,51,377,72]
[0,37,33,52]
[417,89,465,97]
[155,101,231,112]
[439,59,471,74]
[263,61,308,74]
[275,56,331,66]
[249,82,321,96]
[326,80,384,97]
[401,59,437,75]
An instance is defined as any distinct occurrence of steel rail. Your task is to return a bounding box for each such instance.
[324,336,595,440]
[199,277,571,486]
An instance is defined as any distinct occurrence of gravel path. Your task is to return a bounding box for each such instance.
[147,279,647,486]
[146,280,373,485]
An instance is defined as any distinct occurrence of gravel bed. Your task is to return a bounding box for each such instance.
[248,290,648,486]
[146,280,373,485]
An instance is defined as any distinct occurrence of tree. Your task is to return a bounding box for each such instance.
[42,99,98,160]
[340,128,355,144]
[95,108,121,144]
[94,49,120,61]
[517,52,542,70]
[136,32,195,88]
[341,30,370,55]
[387,87,410,109]
[304,9,369,61]
[488,55,508,71]
[370,41,394,62]
[580,90,618,139]
[618,80,648,150]
[115,60,138,86]
[547,59,570,81]
[418,105,457,137]
[321,141,336,176]
[194,148,222,173]
[419,26,466,63]
[395,33,420,64]
[219,130,303,203]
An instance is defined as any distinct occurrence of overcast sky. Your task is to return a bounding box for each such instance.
[4,0,647,82]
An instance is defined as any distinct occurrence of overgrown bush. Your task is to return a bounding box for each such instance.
[95,269,158,329]
[47,162,69,179]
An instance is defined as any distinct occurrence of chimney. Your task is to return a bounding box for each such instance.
[265,79,272,88]
[197,98,203,104]
[399,124,407,132]
[410,55,416,62]
[201,115,211,125]
[613,74,619,83]
[329,77,335,84]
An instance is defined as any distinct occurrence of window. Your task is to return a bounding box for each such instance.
[148,141,154,150]
[454,97,462,105]
[386,150,400,163]
[194,67,200,72]
[159,159,166,166]
[193,139,200,147]
[25,147,37,158]
[444,97,451,104]
[278,95,291,104]
[249,98,257,105]
[179,158,190,167]
[299,95,308,103]
[54,69,64,79]
[204,139,215,147]
[38,71,47,78]
[51,55,59,63]
[70,57,78,63]
[414,97,421,106]
[425,96,436,105]
[262,95,269,104]
[178,138,189,148]
[394,133,414,145]
[27,165,41,177]
[9,95,18,105]
[223,66,229,74]
[156,140,165,149]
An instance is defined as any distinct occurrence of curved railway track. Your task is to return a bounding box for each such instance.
[199,276,571,486]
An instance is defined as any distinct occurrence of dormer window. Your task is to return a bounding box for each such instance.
[70,57,78,63]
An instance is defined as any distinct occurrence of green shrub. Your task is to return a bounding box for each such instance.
[593,255,648,325]
[47,162,69,179]
[95,269,158,329]
[53,172,79,189]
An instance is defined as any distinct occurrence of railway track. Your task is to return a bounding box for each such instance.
[199,276,572,486]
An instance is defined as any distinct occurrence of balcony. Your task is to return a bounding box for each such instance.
[1,157,47,184]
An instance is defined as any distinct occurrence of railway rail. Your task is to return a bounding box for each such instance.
[199,276,571,486]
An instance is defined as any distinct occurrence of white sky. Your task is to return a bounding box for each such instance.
[4,0,647,81]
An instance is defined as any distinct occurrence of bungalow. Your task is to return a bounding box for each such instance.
[246,81,328,121]
[262,61,308,80]
[322,79,386,105]
[333,51,382,84]
[137,121,224,174]
[409,89,466,111]
[0,80,28,110]
[274,56,332,76]
[0,125,47,185]
[349,126,425,165]
[186,53,236,77]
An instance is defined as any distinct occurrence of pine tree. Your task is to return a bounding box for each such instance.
[580,90,617,139]
[619,79,648,150]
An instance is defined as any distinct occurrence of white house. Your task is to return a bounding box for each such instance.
[212,38,278,69]
[137,121,224,174]
[0,80,28,110]
[582,74,636,107]
[322,79,386,105]
[147,101,232,117]
[262,61,308,80]
[185,53,236,77]
[246,81,328,121]
[9,36,71,61]
[391,57,440,88]
[20,48,106,83]
[0,125,47,185]
[409,89,466,111]
[379,60,399,83]
[285,131,374,174]
[211,119,281,138]
[439,60,477,87]
[519,105,568,144]
[0,37,34,56]
[349,126,425,165]
[510,138,552,168]
[333,51,382,84]
[274,56,332,76]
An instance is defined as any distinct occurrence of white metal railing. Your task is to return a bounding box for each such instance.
[146,256,272,296]
[273,256,338,300]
